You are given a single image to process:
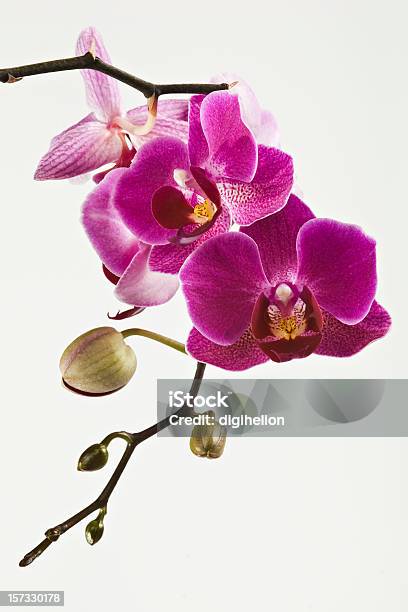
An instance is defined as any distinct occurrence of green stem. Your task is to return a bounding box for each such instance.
[101,431,133,447]
[121,327,186,355]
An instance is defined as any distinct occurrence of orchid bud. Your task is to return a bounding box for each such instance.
[85,519,104,545]
[78,443,108,472]
[85,508,106,546]
[60,327,136,395]
[190,411,227,459]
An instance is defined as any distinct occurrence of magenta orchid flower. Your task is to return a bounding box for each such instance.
[82,168,178,307]
[34,27,188,181]
[82,83,292,302]
[180,195,391,369]
[103,89,293,278]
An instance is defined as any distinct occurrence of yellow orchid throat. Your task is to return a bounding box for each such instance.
[192,199,217,225]
[269,313,307,341]
[267,284,307,340]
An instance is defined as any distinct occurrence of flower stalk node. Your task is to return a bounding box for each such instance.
[44,527,61,542]
[6,73,22,83]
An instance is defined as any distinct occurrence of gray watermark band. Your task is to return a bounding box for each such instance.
[157,379,408,437]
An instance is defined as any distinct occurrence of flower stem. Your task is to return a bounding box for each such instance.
[121,327,186,354]
[18,361,206,567]
[0,51,229,99]
[101,431,133,446]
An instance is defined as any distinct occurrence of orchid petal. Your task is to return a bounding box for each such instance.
[115,243,179,306]
[241,194,315,285]
[211,73,280,146]
[315,301,391,357]
[186,327,269,371]
[189,92,258,182]
[128,117,188,146]
[188,95,209,169]
[201,91,258,181]
[128,99,188,121]
[219,145,293,225]
[82,168,140,276]
[114,137,189,245]
[296,219,377,325]
[34,114,122,180]
[257,110,281,147]
[76,27,121,122]
[214,74,262,128]
[180,232,269,345]
[149,206,231,274]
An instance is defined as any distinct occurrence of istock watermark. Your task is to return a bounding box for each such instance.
[157,379,408,437]
[168,411,285,430]
[168,390,232,409]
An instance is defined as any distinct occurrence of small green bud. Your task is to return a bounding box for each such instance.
[190,411,227,459]
[85,507,106,546]
[85,520,104,546]
[60,327,137,395]
[78,443,109,472]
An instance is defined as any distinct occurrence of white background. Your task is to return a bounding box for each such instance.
[1,1,407,610]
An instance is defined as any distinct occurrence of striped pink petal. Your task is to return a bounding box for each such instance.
[34,114,122,181]
[76,27,121,122]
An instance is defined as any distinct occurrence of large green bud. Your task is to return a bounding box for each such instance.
[60,327,136,395]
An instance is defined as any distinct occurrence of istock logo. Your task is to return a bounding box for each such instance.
[168,390,231,409]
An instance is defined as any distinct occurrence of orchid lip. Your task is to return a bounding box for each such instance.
[250,283,323,361]
[151,165,223,245]
[152,185,195,230]
[258,333,322,363]
[191,198,217,225]
[168,206,222,245]
[170,166,223,244]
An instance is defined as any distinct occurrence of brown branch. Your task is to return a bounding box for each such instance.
[19,361,206,567]
[0,52,228,99]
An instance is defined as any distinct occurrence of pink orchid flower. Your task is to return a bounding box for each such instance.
[82,85,292,307]
[82,168,179,309]
[34,27,188,181]
[180,195,391,369]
